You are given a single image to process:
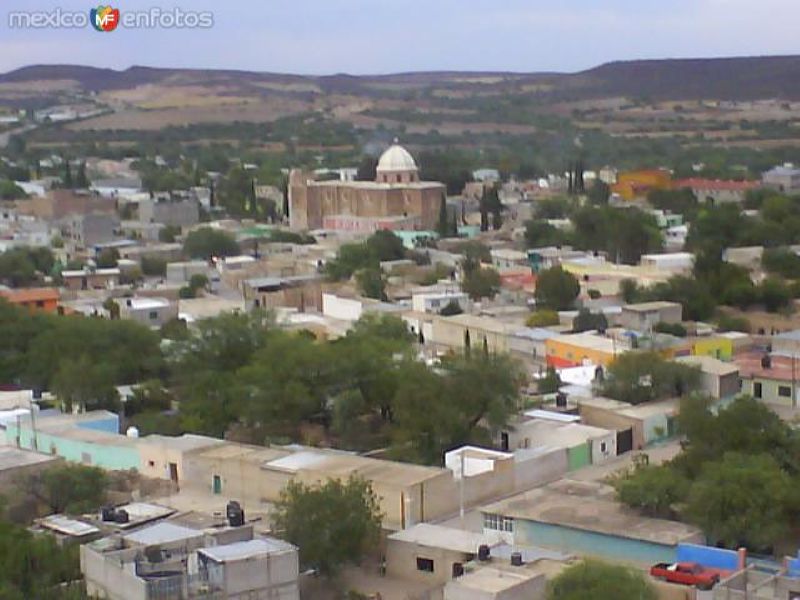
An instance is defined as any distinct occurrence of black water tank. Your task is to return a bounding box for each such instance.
[226,501,245,527]
[556,392,567,408]
[511,552,523,567]
[101,506,116,522]
[477,545,490,561]
[115,509,129,524]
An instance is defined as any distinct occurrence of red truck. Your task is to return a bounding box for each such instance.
[650,562,721,590]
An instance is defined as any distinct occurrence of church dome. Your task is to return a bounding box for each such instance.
[376,141,418,173]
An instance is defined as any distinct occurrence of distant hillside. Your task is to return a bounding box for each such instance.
[2,55,800,100]
[568,55,800,100]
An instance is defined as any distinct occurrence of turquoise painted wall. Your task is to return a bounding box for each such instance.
[643,414,670,445]
[5,425,139,471]
[567,443,591,471]
[515,520,677,565]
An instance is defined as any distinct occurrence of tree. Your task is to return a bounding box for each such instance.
[614,463,688,518]
[95,248,119,269]
[62,160,73,189]
[437,193,450,238]
[759,277,792,312]
[572,309,608,333]
[0,519,85,599]
[52,355,119,412]
[619,279,640,304]
[159,225,181,243]
[547,559,657,600]
[0,180,26,200]
[526,309,560,327]
[524,221,570,248]
[0,247,55,287]
[461,266,501,300]
[439,299,463,316]
[571,206,662,264]
[684,453,792,551]
[588,180,610,205]
[535,266,579,310]
[183,227,239,259]
[356,267,387,301]
[392,354,523,464]
[141,256,167,276]
[602,353,701,405]
[538,367,561,394]
[272,477,382,576]
[75,161,89,188]
[21,464,108,514]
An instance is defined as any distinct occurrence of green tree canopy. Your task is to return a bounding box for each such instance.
[272,477,382,576]
[602,353,701,405]
[547,559,657,600]
[183,227,240,259]
[535,266,579,310]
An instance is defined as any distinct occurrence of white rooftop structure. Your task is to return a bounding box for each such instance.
[389,523,501,554]
[123,521,200,546]
[198,538,295,562]
[376,142,418,173]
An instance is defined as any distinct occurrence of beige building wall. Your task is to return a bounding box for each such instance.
[386,539,476,585]
[431,317,511,354]
[578,404,644,449]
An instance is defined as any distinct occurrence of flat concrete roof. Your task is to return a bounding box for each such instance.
[124,521,201,546]
[448,565,540,593]
[140,433,223,453]
[389,523,501,554]
[481,480,701,546]
[0,446,59,470]
[676,355,739,377]
[622,301,682,313]
[198,538,294,562]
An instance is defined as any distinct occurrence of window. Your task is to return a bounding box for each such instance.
[483,513,513,532]
[416,557,434,573]
[779,385,792,398]
[754,382,763,398]
[600,441,607,454]
[149,311,158,320]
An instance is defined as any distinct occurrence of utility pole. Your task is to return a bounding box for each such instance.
[459,450,465,526]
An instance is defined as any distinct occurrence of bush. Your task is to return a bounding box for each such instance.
[141,256,167,276]
[653,321,687,337]
[526,309,559,327]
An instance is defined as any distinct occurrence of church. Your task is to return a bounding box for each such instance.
[288,141,446,232]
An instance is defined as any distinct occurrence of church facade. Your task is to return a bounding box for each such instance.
[288,142,445,231]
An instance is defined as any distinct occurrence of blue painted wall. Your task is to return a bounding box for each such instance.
[676,543,739,571]
[515,519,677,565]
[75,414,120,434]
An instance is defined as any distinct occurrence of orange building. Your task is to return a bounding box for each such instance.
[0,287,60,312]
[611,169,672,200]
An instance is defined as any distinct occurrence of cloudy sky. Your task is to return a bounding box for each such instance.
[0,0,797,75]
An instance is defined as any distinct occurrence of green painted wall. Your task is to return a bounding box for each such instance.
[567,443,591,471]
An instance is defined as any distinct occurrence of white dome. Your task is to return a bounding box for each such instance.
[376,142,417,172]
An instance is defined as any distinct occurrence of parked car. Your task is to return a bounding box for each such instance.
[650,562,720,590]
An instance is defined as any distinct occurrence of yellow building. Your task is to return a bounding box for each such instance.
[692,336,734,361]
[545,333,624,368]
[611,169,672,200]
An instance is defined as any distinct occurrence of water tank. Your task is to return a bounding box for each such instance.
[556,392,567,408]
[126,426,140,438]
[761,354,772,369]
[511,552,524,567]
[115,509,129,524]
[477,545,490,561]
[101,506,116,522]
[226,501,245,527]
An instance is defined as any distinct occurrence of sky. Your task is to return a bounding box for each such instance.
[0,0,798,75]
